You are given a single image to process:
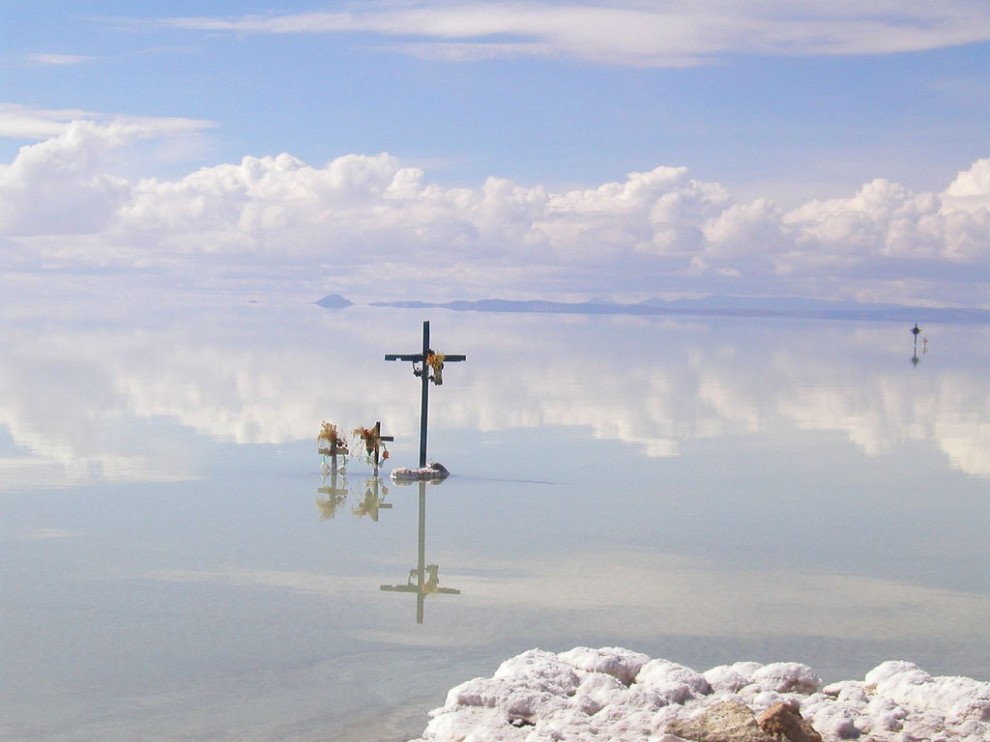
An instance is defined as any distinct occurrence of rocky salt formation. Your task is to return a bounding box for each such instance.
[413,647,990,741]
[390,462,450,482]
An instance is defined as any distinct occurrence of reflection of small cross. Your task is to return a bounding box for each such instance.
[353,477,392,521]
[385,321,466,467]
[316,467,349,520]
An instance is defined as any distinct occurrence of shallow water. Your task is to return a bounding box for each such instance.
[2,293,989,741]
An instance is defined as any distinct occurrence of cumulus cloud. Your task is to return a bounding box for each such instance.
[785,169,990,267]
[1,120,989,304]
[0,115,212,236]
[154,1,990,67]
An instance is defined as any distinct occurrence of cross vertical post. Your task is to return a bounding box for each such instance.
[385,320,466,468]
[419,322,430,468]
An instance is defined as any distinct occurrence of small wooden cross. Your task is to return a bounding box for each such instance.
[385,321,466,467]
[356,420,394,475]
[317,421,349,469]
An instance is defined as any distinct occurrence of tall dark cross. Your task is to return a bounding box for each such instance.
[385,321,466,467]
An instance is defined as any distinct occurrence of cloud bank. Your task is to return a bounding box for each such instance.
[1,116,988,305]
[156,1,990,67]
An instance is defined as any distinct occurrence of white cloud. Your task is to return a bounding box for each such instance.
[0,104,213,141]
[155,2,990,67]
[0,116,213,236]
[784,167,990,266]
[0,121,134,235]
[1,120,989,304]
[945,157,990,201]
[27,53,95,66]
[0,104,94,139]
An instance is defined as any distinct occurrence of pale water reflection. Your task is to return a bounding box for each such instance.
[1,296,989,741]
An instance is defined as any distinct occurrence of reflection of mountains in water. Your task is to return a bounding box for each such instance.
[357,296,990,324]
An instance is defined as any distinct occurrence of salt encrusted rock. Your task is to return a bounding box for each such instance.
[750,662,821,695]
[390,462,450,481]
[435,651,575,732]
[704,664,753,694]
[757,702,823,742]
[413,648,990,742]
[559,646,652,686]
[636,658,713,702]
[861,660,990,738]
[572,671,627,715]
[668,700,777,742]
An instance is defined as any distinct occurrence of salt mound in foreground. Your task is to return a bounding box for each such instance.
[413,647,990,741]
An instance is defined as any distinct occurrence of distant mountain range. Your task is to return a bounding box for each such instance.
[373,297,990,323]
[316,294,990,323]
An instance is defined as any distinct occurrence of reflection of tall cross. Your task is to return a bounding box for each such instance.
[379,479,460,623]
[385,321,466,467]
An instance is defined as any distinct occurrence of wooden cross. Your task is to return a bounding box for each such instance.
[356,420,394,475]
[385,321,466,467]
[317,421,349,471]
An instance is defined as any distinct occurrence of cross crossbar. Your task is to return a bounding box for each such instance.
[385,353,466,362]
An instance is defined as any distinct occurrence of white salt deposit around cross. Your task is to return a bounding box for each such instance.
[390,462,450,482]
[412,647,990,741]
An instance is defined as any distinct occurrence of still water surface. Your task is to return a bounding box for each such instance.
[2,296,989,740]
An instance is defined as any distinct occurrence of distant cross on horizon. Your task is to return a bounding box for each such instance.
[385,321,466,468]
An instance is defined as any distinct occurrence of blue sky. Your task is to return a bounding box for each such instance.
[2,1,990,305]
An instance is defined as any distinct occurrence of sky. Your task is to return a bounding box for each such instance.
[1,1,989,306]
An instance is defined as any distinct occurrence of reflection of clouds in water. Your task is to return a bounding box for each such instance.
[2,305,990,484]
[0,333,199,487]
[459,321,990,476]
[770,360,990,475]
[0,457,78,489]
[146,554,990,647]
[932,379,990,476]
[18,527,72,540]
[347,629,472,649]
[449,551,990,643]
[150,568,362,596]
